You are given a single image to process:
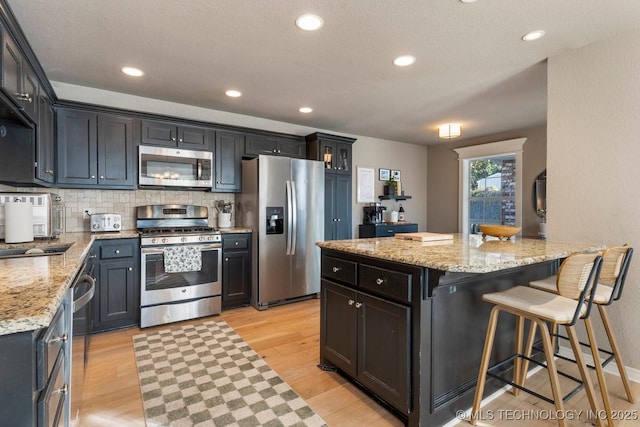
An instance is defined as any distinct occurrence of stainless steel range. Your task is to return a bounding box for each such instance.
[137,204,222,328]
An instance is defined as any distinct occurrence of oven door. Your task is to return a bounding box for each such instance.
[140,243,222,306]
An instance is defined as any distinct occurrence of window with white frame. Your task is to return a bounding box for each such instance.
[454,138,526,234]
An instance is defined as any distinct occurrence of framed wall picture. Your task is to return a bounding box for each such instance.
[357,167,375,203]
[379,168,390,181]
[391,170,401,181]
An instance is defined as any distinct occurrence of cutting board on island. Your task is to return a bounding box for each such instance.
[394,232,454,242]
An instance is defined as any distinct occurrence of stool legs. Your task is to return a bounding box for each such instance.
[512,316,525,396]
[566,325,605,427]
[471,306,500,425]
[599,305,635,403]
[584,317,614,425]
[536,317,567,427]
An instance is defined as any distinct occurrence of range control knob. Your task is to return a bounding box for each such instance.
[181,237,187,243]
[91,223,100,230]
[162,238,168,244]
[113,223,120,229]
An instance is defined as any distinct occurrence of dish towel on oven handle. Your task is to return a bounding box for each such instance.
[163,246,202,273]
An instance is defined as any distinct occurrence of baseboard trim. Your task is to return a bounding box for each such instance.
[556,344,640,383]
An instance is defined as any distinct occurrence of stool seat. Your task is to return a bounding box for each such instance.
[530,275,614,304]
[483,286,586,323]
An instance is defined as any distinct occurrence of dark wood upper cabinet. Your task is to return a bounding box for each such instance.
[57,108,136,189]
[214,130,244,192]
[35,92,54,183]
[141,119,212,151]
[0,27,38,122]
[244,133,305,158]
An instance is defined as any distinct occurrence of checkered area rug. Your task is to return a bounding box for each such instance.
[133,319,327,427]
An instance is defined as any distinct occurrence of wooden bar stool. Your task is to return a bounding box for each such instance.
[526,246,635,410]
[470,252,604,427]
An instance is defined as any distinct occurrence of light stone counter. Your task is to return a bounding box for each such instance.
[0,231,139,336]
[316,233,606,273]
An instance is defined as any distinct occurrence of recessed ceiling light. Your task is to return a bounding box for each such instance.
[393,55,416,67]
[299,107,313,114]
[295,14,324,31]
[522,30,545,42]
[225,90,242,98]
[121,66,144,77]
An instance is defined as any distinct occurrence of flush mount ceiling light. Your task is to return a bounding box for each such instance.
[522,30,545,42]
[295,14,324,31]
[299,107,313,113]
[459,0,477,3]
[121,66,144,77]
[225,90,242,98]
[393,55,416,67]
[438,123,462,139]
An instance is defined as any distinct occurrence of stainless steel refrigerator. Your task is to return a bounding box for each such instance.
[237,155,324,310]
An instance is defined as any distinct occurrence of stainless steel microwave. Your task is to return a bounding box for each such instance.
[138,145,213,188]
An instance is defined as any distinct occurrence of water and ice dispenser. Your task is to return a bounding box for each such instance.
[266,206,284,234]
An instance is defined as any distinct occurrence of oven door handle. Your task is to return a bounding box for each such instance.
[141,244,221,255]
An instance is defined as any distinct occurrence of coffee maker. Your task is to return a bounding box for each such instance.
[363,202,385,224]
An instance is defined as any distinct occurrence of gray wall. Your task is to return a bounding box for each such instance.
[426,125,547,236]
[548,27,640,370]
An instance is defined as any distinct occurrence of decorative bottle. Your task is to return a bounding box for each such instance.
[398,204,405,222]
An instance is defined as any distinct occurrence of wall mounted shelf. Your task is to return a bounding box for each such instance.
[379,195,412,201]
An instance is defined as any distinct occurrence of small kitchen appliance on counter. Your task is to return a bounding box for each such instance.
[0,192,63,240]
[363,202,385,224]
[90,213,122,232]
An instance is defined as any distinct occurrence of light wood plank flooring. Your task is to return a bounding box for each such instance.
[78,299,639,426]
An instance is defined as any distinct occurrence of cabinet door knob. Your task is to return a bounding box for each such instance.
[100,175,105,179]
[50,333,68,344]
[272,149,277,153]
[277,149,281,153]
[225,257,229,262]
[355,302,363,308]
[172,137,176,141]
[53,384,68,395]
[45,169,54,174]
[91,175,96,179]
[216,180,220,184]
[375,278,384,285]
[332,266,341,273]
[179,138,183,142]
[115,249,120,254]
[235,241,239,245]
[336,218,341,222]
[348,299,354,305]
[128,267,132,271]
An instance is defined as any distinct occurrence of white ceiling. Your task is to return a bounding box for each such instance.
[7,0,640,145]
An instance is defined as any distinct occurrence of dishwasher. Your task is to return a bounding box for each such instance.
[70,260,96,425]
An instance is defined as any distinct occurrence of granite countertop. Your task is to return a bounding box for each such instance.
[316,233,606,273]
[0,231,139,336]
[219,227,253,234]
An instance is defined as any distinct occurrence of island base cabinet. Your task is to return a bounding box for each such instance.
[321,280,410,414]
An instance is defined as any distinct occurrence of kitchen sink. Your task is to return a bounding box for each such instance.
[0,243,74,260]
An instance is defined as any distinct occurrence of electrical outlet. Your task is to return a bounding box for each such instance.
[83,209,92,218]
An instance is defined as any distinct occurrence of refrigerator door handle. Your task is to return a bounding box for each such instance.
[290,180,297,255]
[286,180,293,255]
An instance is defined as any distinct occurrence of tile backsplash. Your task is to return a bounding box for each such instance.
[0,184,235,232]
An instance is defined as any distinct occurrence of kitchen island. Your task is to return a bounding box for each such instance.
[316,234,605,426]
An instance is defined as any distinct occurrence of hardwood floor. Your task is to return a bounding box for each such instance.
[79,299,639,426]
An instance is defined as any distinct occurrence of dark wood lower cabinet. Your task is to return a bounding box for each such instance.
[222,233,251,309]
[320,248,558,426]
[92,238,139,332]
[321,281,410,413]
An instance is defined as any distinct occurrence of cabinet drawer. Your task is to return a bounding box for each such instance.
[322,255,357,286]
[223,235,249,250]
[359,264,412,304]
[37,353,66,427]
[36,303,67,390]
[99,243,135,259]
